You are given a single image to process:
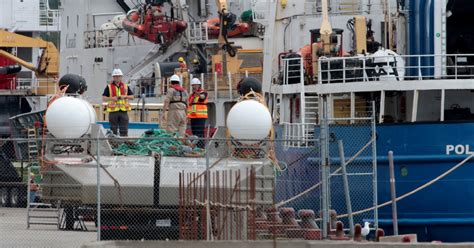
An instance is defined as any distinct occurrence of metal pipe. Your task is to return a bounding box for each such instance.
[205,134,211,240]
[321,95,329,239]
[338,140,354,237]
[372,101,378,229]
[388,151,399,235]
[96,133,101,240]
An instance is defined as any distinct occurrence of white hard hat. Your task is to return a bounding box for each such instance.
[191,78,201,85]
[170,74,181,83]
[112,68,123,76]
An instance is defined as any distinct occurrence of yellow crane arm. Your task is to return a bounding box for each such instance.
[0,30,59,76]
[0,50,36,71]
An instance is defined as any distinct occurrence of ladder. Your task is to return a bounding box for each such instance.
[27,128,38,162]
[304,93,319,124]
[27,202,61,229]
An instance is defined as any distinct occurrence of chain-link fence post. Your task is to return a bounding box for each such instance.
[371,101,378,230]
[96,135,101,241]
[205,131,211,241]
[320,95,329,239]
[338,140,354,237]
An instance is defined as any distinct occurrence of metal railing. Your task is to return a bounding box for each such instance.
[0,78,57,95]
[281,57,304,85]
[282,122,315,148]
[317,53,474,84]
[130,71,263,101]
[187,22,209,44]
[39,9,60,27]
[84,29,151,49]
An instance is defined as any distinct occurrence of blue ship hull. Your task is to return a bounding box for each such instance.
[274,121,474,242]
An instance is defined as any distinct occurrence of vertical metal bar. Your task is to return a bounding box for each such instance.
[388,151,399,235]
[205,135,211,240]
[96,134,101,241]
[379,90,385,124]
[350,92,355,124]
[318,59,322,84]
[338,140,354,237]
[342,59,346,83]
[321,95,329,239]
[189,73,194,93]
[245,70,249,78]
[228,71,233,101]
[372,101,378,230]
[27,165,31,229]
[411,90,418,122]
[418,56,422,80]
[455,54,458,79]
[440,89,445,122]
[230,170,234,240]
[214,72,218,101]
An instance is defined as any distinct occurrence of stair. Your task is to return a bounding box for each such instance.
[27,202,61,229]
[27,128,38,162]
[304,93,319,124]
[126,39,186,83]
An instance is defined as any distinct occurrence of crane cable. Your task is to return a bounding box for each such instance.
[219,8,237,57]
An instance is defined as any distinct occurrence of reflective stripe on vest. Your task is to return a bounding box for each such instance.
[106,83,131,112]
[187,91,208,118]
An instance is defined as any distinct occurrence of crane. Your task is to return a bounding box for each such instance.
[215,0,237,57]
[0,29,59,79]
[320,0,333,55]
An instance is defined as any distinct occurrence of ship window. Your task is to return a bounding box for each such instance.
[67,16,69,28]
[77,15,79,27]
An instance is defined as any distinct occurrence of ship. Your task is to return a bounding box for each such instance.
[2,0,474,243]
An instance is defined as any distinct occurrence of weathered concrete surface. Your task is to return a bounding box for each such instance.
[0,208,96,248]
[81,240,474,248]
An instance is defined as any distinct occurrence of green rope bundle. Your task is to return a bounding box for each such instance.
[114,129,203,156]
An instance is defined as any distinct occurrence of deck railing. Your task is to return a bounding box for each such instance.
[84,29,151,49]
[130,71,263,101]
[282,122,315,148]
[317,53,474,84]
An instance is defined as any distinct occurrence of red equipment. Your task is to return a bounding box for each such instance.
[206,18,249,37]
[122,5,187,46]
[0,55,18,90]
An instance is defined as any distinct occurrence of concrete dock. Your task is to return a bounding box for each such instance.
[0,208,95,248]
[4,207,474,248]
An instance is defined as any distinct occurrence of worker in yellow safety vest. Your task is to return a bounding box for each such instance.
[102,68,134,136]
[187,78,208,148]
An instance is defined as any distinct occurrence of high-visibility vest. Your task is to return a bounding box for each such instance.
[187,89,208,119]
[106,82,131,112]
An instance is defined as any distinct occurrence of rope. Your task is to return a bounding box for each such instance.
[275,136,376,207]
[333,153,474,220]
[113,129,204,156]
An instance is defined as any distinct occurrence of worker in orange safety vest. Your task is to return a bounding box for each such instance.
[102,68,134,136]
[187,78,208,148]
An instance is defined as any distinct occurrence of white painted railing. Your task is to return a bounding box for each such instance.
[317,53,474,84]
[281,57,304,85]
[84,29,150,49]
[282,122,315,148]
[187,22,209,44]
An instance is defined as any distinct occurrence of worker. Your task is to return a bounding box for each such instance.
[191,58,203,74]
[102,68,134,136]
[178,57,187,72]
[162,74,188,137]
[187,78,208,148]
[29,173,38,203]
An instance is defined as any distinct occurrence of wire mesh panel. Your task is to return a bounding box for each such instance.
[325,117,377,234]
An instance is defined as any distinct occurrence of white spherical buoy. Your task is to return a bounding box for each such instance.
[46,97,96,139]
[226,100,272,144]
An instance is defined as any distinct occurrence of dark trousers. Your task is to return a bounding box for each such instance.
[109,111,129,136]
[190,118,207,148]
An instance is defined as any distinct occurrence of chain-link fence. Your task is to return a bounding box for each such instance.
[0,120,378,245]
